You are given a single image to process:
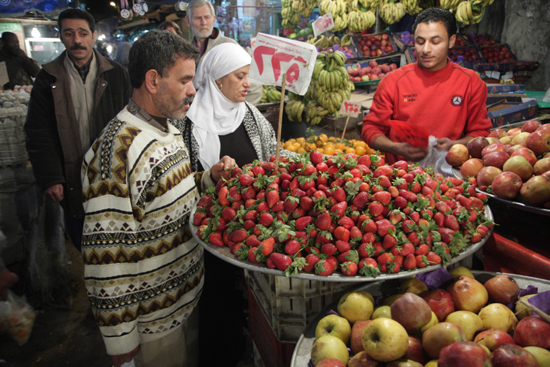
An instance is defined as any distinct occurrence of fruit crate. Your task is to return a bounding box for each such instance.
[463,33,498,47]
[245,270,355,342]
[448,45,484,66]
[451,33,471,48]
[353,31,399,59]
[392,32,413,51]
[479,43,517,64]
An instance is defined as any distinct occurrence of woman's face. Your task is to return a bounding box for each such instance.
[216,65,251,103]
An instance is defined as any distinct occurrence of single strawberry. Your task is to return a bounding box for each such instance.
[382,233,397,249]
[415,244,429,256]
[403,253,417,270]
[257,237,275,257]
[415,254,428,268]
[399,242,415,257]
[300,196,314,211]
[388,210,404,225]
[303,253,321,273]
[378,175,391,188]
[209,232,224,247]
[375,219,395,237]
[443,214,460,231]
[368,202,384,217]
[320,243,337,256]
[372,191,391,205]
[284,239,301,256]
[457,194,472,210]
[426,251,442,265]
[310,150,324,165]
[350,226,362,242]
[243,220,255,230]
[232,243,249,259]
[335,240,351,253]
[259,212,274,227]
[270,252,293,271]
[334,226,350,242]
[248,247,261,263]
[193,212,206,226]
[315,259,336,276]
[256,201,269,213]
[315,212,331,230]
[377,252,394,264]
[245,235,260,248]
[341,261,358,276]
[434,212,444,227]
[221,207,236,222]
[337,250,359,264]
[266,256,276,269]
[351,191,370,210]
[266,190,279,209]
[229,229,247,243]
[218,186,230,206]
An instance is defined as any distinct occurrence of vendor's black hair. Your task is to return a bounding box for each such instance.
[412,8,457,38]
[129,30,199,89]
[58,8,96,34]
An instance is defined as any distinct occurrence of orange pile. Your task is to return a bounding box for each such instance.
[282,134,379,156]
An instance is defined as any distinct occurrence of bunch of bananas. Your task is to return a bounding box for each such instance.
[379,1,406,25]
[347,10,376,32]
[259,85,282,104]
[281,0,302,29]
[333,14,350,32]
[307,34,341,48]
[285,99,306,122]
[401,0,423,16]
[301,0,318,17]
[319,0,347,16]
[439,0,464,12]
[358,0,383,11]
[455,0,485,24]
[305,103,330,125]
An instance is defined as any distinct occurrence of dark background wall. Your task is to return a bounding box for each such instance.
[464,0,550,92]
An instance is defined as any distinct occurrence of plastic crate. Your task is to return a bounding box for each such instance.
[245,270,354,342]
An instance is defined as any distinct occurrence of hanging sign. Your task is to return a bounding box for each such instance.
[312,13,334,37]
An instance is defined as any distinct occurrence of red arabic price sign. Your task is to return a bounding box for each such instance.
[249,33,318,95]
[339,99,361,118]
[313,13,335,37]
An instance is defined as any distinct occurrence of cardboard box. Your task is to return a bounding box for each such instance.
[487,98,539,128]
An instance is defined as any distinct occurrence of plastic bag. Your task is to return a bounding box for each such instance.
[416,136,453,177]
[543,86,550,103]
[0,290,36,345]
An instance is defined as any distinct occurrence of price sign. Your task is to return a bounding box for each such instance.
[250,37,256,49]
[389,120,429,148]
[339,100,361,118]
[313,13,335,37]
[249,33,318,95]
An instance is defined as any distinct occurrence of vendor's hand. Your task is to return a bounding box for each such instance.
[434,137,454,151]
[0,268,18,298]
[393,142,428,162]
[210,156,238,182]
[44,184,64,202]
[111,345,140,367]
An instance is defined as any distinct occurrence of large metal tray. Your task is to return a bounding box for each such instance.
[453,168,550,217]
[291,270,550,367]
[189,205,493,283]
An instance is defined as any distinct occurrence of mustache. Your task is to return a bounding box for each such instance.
[70,44,87,50]
[182,95,194,106]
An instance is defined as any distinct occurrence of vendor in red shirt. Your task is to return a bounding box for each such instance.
[362,8,491,164]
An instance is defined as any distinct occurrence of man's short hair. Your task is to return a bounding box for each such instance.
[187,0,216,19]
[412,8,457,39]
[158,20,183,37]
[58,8,96,34]
[1,31,16,45]
[128,30,199,89]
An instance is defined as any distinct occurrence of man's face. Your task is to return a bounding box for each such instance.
[153,57,196,120]
[414,21,455,72]
[3,34,20,53]
[60,18,97,66]
[186,4,216,39]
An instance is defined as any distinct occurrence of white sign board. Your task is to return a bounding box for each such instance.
[249,33,318,95]
[339,99,361,118]
[0,62,8,88]
[313,13,334,37]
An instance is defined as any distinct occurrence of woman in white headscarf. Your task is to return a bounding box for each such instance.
[180,42,276,171]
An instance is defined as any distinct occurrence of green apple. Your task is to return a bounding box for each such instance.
[524,346,550,367]
[337,291,375,324]
[311,335,349,366]
[371,305,392,320]
[445,311,484,341]
[425,360,438,367]
[399,278,429,296]
[448,266,474,279]
[315,314,352,344]
[422,322,467,359]
[478,303,518,334]
[420,312,439,334]
[515,294,536,319]
[362,317,409,362]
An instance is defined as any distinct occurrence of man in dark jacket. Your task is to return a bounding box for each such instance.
[25,9,131,251]
[0,32,40,89]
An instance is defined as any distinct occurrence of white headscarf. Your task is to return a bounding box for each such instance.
[187,43,252,169]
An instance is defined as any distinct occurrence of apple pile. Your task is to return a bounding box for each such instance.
[445,121,550,208]
[356,33,395,58]
[468,34,498,47]
[481,45,514,63]
[311,268,550,367]
[448,46,480,63]
[193,150,494,278]
[347,60,397,83]
[453,36,468,47]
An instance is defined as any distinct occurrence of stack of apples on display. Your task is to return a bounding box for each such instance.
[448,46,480,63]
[311,267,550,367]
[193,150,494,278]
[356,33,395,58]
[347,61,397,83]
[481,45,515,63]
[445,121,550,208]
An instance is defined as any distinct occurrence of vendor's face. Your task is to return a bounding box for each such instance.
[414,21,455,72]
[186,5,216,39]
[217,65,251,103]
[154,57,196,120]
[60,18,97,67]
[3,35,20,53]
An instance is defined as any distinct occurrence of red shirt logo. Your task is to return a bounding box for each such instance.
[451,95,463,107]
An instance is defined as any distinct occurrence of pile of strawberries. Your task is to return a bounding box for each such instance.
[193,151,494,278]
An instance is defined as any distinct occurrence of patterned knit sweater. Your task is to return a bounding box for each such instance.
[81,108,205,355]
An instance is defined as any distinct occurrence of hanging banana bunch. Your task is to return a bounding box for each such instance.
[379,0,406,25]
[401,0,423,16]
[358,0,383,11]
[347,10,377,33]
[456,0,485,25]
[440,0,464,13]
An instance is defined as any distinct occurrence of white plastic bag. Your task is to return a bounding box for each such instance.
[0,290,36,345]
[543,86,550,103]
[416,136,453,177]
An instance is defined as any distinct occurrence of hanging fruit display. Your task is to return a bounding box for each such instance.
[379,0,406,25]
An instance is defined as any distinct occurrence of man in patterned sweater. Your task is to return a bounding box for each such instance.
[81,31,235,367]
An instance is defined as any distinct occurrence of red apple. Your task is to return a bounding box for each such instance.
[521,120,541,133]
[380,64,390,73]
[483,151,510,169]
[350,320,372,355]
[513,315,550,349]
[422,322,467,359]
[474,329,516,351]
[391,292,433,334]
[447,276,488,313]
[490,344,540,367]
[364,66,372,73]
[354,76,362,82]
[317,358,347,367]
[502,155,533,181]
[491,172,523,199]
[467,137,490,158]
[369,60,378,68]
[404,336,426,365]
[520,175,550,206]
[537,123,550,133]
[460,158,484,179]
[445,144,470,166]
[423,289,455,322]
[438,341,492,367]
[526,129,550,155]
[507,127,522,136]
[477,166,502,187]
[534,157,550,175]
[389,63,397,70]
[489,129,507,139]
[483,274,520,304]
[348,351,380,367]
[372,66,382,75]
[481,143,506,156]
[511,147,537,166]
